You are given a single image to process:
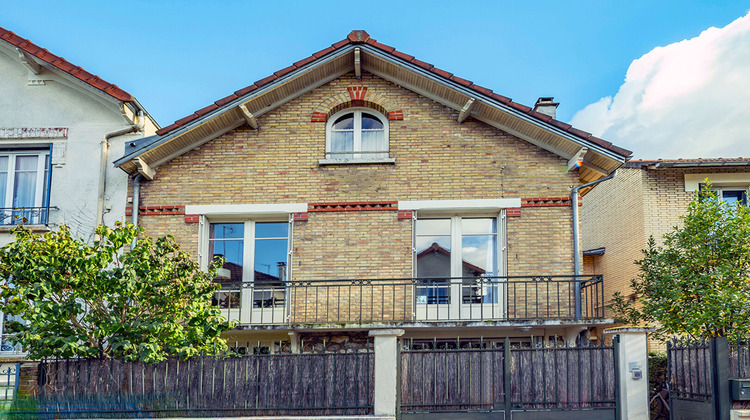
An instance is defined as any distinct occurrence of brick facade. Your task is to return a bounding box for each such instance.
[134,72,582,326]
[582,165,750,347]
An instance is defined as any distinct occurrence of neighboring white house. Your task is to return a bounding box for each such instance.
[0,26,159,354]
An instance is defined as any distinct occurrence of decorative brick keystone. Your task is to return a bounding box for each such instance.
[348,86,367,101]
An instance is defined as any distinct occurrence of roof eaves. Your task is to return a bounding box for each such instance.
[116,45,358,168]
[0,26,135,103]
[360,45,630,162]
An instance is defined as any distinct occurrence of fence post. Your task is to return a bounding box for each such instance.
[369,329,404,417]
[711,337,730,420]
[604,327,651,420]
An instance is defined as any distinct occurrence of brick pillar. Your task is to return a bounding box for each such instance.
[17,362,40,396]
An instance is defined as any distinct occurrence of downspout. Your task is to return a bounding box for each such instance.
[97,111,145,229]
[131,174,144,248]
[573,170,617,318]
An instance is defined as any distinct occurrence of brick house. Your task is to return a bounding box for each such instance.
[115,30,632,352]
[581,158,750,346]
[0,26,158,355]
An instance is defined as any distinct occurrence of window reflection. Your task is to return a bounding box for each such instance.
[415,217,498,305]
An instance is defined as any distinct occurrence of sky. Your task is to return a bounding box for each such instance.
[3,1,750,159]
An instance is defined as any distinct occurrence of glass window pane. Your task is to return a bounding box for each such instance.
[333,114,354,130]
[0,156,7,210]
[209,223,243,239]
[461,235,497,276]
[254,238,288,286]
[361,130,386,154]
[331,131,354,156]
[42,155,50,212]
[462,218,497,235]
[13,156,38,208]
[361,113,383,129]
[209,239,243,282]
[722,190,747,206]
[416,219,450,236]
[255,222,288,238]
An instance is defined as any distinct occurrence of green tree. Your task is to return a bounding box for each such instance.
[0,222,232,362]
[611,183,750,342]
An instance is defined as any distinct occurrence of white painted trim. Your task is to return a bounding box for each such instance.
[185,203,307,216]
[684,173,750,191]
[398,198,521,211]
[319,157,395,165]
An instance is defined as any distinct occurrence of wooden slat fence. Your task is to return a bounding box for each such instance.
[400,338,616,413]
[34,351,373,418]
[668,339,712,402]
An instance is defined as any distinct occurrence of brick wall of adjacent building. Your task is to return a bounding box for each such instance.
[581,168,646,317]
[582,165,750,348]
[134,72,582,321]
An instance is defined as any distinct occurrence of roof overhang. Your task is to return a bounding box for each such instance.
[115,44,627,183]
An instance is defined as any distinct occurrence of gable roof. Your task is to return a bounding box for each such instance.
[624,158,750,169]
[1,26,134,101]
[115,30,631,182]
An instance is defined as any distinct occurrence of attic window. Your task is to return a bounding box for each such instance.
[321,108,394,164]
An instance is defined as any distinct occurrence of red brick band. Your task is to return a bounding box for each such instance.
[397,210,413,220]
[185,214,199,223]
[125,205,185,216]
[521,197,576,207]
[308,201,398,212]
[506,208,521,217]
[293,212,309,221]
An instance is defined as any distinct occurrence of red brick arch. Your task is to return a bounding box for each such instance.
[311,86,404,122]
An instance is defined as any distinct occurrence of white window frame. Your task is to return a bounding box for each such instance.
[713,187,749,205]
[0,150,51,225]
[191,203,304,325]
[320,108,394,165]
[403,198,517,320]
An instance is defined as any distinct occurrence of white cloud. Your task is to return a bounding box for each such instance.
[571,13,750,159]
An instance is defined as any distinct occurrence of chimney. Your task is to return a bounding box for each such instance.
[533,97,559,119]
[277,262,286,283]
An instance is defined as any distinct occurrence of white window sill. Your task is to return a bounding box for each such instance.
[319,158,396,165]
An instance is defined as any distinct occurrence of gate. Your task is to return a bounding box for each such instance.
[667,337,732,420]
[399,337,618,420]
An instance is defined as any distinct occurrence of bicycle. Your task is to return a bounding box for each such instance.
[649,380,670,420]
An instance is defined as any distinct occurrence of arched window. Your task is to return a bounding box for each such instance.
[325,108,389,160]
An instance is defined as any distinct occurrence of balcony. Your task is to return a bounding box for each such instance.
[0,206,57,226]
[213,275,605,327]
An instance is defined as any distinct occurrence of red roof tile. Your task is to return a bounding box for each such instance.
[0,26,134,102]
[153,30,631,158]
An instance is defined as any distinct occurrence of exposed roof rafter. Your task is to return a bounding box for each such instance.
[457,98,476,123]
[354,47,361,78]
[567,147,588,172]
[239,104,259,130]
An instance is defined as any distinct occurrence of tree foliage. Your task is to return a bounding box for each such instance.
[611,183,750,341]
[0,222,232,362]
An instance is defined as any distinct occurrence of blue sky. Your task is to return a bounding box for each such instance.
[4,1,750,158]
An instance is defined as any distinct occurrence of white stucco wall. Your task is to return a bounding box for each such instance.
[0,43,156,245]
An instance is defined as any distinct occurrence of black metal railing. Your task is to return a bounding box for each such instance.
[213,275,605,326]
[0,206,58,225]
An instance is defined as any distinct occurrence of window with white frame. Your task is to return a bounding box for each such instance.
[714,187,748,206]
[415,216,499,305]
[208,221,290,309]
[325,108,389,160]
[0,150,51,225]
